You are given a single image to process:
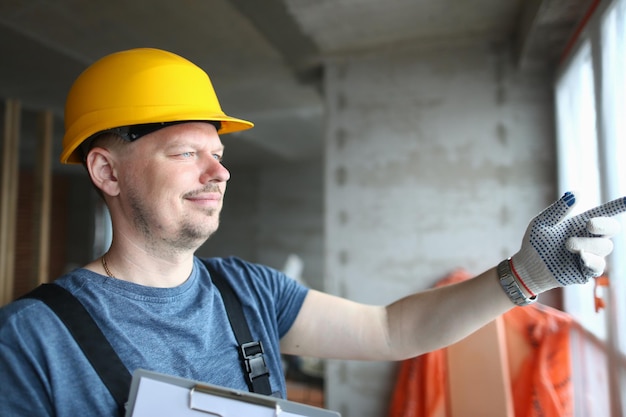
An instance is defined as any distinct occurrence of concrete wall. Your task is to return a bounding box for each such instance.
[255,159,325,290]
[323,41,557,416]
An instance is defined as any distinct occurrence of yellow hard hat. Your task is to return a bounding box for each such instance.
[60,48,254,164]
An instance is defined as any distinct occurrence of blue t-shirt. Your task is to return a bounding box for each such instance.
[0,256,308,417]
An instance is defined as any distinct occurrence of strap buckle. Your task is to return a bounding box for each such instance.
[239,341,269,381]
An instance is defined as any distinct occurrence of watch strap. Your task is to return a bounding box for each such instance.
[497,258,537,306]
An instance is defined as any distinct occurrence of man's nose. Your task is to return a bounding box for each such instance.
[201,157,230,184]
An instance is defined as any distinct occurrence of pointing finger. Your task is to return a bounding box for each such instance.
[580,196,626,220]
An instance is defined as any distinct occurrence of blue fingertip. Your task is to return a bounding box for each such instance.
[563,191,576,206]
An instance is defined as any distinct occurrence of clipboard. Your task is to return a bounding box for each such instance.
[124,369,341,417]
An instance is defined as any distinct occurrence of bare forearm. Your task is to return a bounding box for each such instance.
[385,268,514,359]
[282,268,514,361]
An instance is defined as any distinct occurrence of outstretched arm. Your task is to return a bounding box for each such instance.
[280,267,511,360]
[281,193,626,361]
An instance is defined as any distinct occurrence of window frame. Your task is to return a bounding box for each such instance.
[554,0,626,415]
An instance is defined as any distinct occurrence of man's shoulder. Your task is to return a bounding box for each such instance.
[195,255,307,300]
[0,295,43,321]
[0,290,66,341]
[0,269,92,335]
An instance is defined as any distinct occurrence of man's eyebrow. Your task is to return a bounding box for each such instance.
[164,139,225,151]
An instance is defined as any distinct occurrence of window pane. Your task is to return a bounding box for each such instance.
[555,41,605,339]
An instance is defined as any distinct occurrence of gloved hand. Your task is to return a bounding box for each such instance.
[510,192,626,296]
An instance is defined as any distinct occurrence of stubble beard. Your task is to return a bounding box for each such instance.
[129,192,220,255]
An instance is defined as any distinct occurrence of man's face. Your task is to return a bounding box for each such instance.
[113,122,230,252]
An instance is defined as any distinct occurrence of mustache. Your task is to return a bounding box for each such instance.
[183,185,223,198]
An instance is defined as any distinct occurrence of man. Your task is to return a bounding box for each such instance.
[0,48,624,417]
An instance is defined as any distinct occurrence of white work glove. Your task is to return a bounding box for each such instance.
[510,192,626,296]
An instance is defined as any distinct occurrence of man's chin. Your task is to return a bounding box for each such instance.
[177,222,219,250]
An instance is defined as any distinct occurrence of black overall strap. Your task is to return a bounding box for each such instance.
[22,284,130,415]
[206,263,273,396]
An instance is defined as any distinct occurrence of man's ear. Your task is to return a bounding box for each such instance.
[86,148,120,197]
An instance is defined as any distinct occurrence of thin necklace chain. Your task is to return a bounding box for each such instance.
[101,254,115,278]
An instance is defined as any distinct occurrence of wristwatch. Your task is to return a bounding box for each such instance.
[497,258,537,306]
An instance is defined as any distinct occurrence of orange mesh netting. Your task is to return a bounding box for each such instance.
[387,269,574,417]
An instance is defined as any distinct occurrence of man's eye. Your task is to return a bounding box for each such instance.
[178,152,195,158]
[213,154,223,162]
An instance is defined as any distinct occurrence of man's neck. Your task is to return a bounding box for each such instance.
[87,244,197,288]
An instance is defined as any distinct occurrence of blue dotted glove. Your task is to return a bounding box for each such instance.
[510,192,626,295]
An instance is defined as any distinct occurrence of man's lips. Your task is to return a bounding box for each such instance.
[186,193,222,207]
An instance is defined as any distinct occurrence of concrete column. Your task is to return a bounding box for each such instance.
[323,41,556,417]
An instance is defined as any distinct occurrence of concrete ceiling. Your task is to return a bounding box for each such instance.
[0,0,591,172]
